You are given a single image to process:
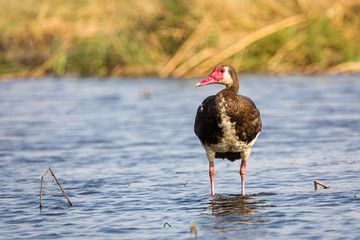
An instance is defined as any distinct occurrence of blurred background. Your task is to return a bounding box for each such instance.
[0,0,359,79]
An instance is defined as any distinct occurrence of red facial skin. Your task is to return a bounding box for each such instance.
[196,66,225,87]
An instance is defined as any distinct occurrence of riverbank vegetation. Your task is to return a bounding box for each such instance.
[0,0,359,78]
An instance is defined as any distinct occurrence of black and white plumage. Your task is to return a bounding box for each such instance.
[194,64,262,196]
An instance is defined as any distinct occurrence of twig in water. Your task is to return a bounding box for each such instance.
[40,168,72,208]
[190,221,198,238]
[163,222,171,227]
[314,180,330,190]
[184,178,190,187]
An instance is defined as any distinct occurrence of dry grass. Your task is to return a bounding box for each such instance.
[0,0,359,78]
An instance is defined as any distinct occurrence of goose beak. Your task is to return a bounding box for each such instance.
[195,76,219,87]
[195,66,223,87]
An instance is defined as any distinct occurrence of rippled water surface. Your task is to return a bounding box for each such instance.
[0,75,359,239]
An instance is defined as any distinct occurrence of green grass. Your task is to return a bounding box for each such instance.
[0,0,359,78]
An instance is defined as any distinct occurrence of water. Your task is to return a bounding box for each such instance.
[0,75,359,239]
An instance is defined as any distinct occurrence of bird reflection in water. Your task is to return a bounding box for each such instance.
[206,194,273,233]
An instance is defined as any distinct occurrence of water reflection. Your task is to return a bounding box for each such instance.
[206,194,273,233]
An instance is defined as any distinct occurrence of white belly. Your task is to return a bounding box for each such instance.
[203,131,260,153]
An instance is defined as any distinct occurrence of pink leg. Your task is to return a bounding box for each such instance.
[240,160,247,196]
[209,162,216,196]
